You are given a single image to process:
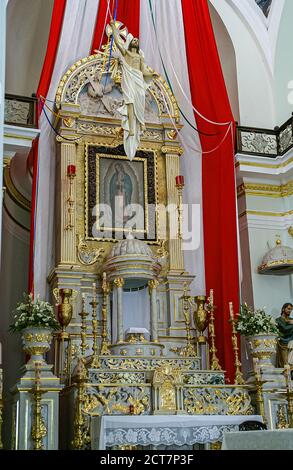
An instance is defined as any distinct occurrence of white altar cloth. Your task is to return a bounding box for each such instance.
[91,415,263,449]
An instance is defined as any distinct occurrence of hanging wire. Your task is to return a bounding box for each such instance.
[148,0,233,143]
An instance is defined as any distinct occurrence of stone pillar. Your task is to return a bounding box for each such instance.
[113,278,124,343]
[149,279,159,343]
[0,1,7,254]
[162,147,184,273]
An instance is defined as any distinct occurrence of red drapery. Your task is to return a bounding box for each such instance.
[91,0,140,54]
[181,0,239,381]
[28,0,67,293]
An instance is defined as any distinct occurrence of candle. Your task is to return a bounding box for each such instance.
[229,302,234,320]
[67,164,76,176]
[209,289,214,306]
[93,282,97,297]
[253,358,261,377]
[175,175,185,187]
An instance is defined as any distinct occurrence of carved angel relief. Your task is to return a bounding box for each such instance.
[77,235,104,266]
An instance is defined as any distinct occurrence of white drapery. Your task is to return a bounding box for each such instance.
[140,0,205,294]
[34,0,206,297]
[34,0,100,297]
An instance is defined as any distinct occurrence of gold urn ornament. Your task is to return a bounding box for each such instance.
[53,288,78,337]
[194,296,208,344]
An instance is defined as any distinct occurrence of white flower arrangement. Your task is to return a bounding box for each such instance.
[236,303,278,336]
[10,293,60,333]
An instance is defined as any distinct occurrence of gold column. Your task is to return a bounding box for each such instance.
[100,273,111,355]
[162,147,184,272]
[60,142,77,264]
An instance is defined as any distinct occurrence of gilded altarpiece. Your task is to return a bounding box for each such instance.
[47,46,255,449]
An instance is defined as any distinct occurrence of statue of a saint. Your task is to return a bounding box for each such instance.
[110,20,158,160]
[276,302,293,367]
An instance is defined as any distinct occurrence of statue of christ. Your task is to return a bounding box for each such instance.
[110,21,158,160]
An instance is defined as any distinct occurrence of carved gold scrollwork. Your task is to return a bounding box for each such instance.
[77,235,104,265]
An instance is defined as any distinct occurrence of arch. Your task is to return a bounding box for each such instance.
[274,0,293,124]
[55,52,180,123]
[209,0,276,128]
[208,2,240,122]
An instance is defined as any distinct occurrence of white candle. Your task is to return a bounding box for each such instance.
[229,302,234,320]
[253,358,260,376]
[93,282,97,297]
[0,342,2,365]
[209,289,214,306]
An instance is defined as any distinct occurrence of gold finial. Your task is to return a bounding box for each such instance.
[276,235,282,246]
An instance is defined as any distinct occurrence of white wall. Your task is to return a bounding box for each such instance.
[5,0,53,96]
[210,0,276,128]
[274,0,293,125]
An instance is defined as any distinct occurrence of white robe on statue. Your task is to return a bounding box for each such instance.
[117,34,152,160]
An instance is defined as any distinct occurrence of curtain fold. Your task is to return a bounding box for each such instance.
[29,0,67,292]
[139,0,205,295]
[181,0,239,381]
[31,0,100,297]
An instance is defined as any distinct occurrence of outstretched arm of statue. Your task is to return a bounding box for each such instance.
[140,57,159,79]
[110,20,126,56]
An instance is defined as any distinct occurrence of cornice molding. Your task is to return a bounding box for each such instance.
[237,181,293,199]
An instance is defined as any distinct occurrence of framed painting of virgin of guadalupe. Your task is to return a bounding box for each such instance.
[85,144,158,242]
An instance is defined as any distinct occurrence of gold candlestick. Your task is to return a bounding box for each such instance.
[90,283,100,368]
[175,176,185,240]
[284,365,293,428]
[229,302,245,385]
[65,165,76,231]
[72,358,88,450]
[253,358,267,425]
[100,273,111,356]
[181,284,196,357]
[79,294,88,358]
[30,362,47,450]
[207,292,222,371]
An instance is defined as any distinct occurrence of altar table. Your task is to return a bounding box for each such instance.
[222,429,293,450]
[91,415,263,450]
